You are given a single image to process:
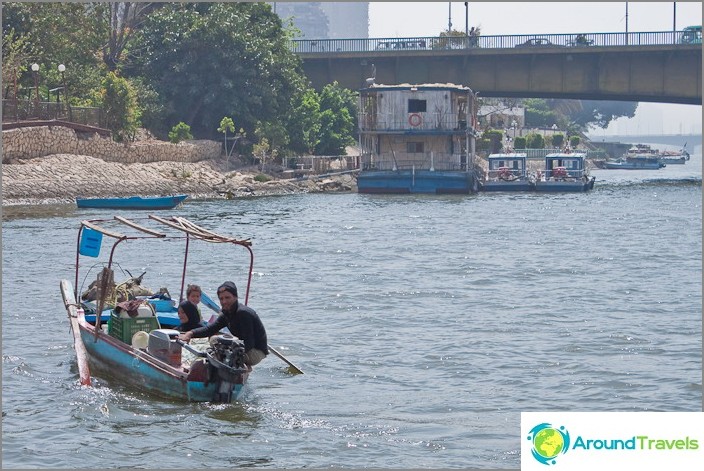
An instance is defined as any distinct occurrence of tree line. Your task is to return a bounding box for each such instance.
[1,2,357,158]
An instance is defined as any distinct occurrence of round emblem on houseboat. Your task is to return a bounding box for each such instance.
[408,113,422,127]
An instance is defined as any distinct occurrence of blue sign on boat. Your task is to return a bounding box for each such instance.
[79,227,102,257]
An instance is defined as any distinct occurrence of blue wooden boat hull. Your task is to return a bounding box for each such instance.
[76,194,188,210]
[78,326,245,402]
[357,170,477,194]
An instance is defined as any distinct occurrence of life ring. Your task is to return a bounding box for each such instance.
[408,113,422,127]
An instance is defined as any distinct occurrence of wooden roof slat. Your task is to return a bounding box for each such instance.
[81,220,126,240]
[149,215,252,246]
[114,216,166,238]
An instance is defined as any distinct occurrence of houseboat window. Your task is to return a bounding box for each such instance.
[407,142,424,153]
[408,99,426,113]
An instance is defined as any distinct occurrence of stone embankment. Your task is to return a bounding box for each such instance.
[1,125,356,206]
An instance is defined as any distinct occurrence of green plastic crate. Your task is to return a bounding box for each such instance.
[108,312,161,345]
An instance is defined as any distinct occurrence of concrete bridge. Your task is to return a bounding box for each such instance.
[294,31,702,105]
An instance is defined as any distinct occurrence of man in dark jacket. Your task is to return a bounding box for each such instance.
[178,281,268,367]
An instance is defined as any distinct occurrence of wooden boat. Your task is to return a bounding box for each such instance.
[61,215,257,402]
[76,194,188,210]
[534,152,595,192]
[480,153,533,192]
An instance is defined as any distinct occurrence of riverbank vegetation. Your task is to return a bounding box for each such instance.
[2,2,357,161]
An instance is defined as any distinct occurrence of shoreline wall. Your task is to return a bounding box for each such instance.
[2,125,221,164]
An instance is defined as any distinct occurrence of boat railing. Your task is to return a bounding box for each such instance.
[489,167,524,180]
[361,153,467,171]
[358,112,468,133]
[545,167,587,180]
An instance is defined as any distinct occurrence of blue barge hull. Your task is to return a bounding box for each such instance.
[357,170,477,194]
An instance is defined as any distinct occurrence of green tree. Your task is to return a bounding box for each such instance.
[569,135,581,148]
[168,121,193,144]
[132,2,308,140]
[514,136,527,149]
[101,72,140,141]
[525,133,545,149]
[2,2,106,105]
[481,129,504,154]
[547,99,638,129]
[255,121,289,166]
[218,117,236,156]
[523,99,558,128]
[551,133,565,148]
[287,88,321,155]
[1,28,37,99]
[315,82,357,155]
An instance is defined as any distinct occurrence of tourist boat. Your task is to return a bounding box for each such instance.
[534,152,595,192]
[76,194,188,210]
[480,153,533,192]
[356,83,481,194]
[603,157,665,170]
[621,142,688,166]
[61,215,258,402]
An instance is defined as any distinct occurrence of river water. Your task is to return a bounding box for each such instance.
[2,147,702,469]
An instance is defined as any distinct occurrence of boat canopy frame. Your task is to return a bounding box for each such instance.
[73,215,254,325]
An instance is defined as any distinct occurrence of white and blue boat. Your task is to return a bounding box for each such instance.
[604,157,664,169]
[534,152,595,192]
[76,194,188,210]
[480,152,533,192]
[61,215,260,402]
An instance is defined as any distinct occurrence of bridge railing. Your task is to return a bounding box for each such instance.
[293,30,696,54]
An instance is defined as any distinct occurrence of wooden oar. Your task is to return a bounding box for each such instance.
[200,292,304,374]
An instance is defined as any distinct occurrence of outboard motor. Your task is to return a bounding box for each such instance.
[206,334,247,402]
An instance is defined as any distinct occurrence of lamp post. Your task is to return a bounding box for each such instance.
[448,2,452,32]
[58,63,69,119]
[12,67,19,121]
[31,63,40,118]
[511,119,517,140]
[464,2,469,37]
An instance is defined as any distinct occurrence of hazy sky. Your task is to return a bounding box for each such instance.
[367,2,702,136]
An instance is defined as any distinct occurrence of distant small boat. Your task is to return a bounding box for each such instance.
[658,145,690,165]
[604,157,664,170]
[76,194,188,210]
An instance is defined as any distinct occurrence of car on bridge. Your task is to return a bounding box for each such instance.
[376,40,428,50]
[515,37,564,48]
[680,25,702,44]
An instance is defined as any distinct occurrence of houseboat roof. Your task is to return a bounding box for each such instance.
[545,152,587,158]
[488,153,528,159]
[360,82,472,93]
